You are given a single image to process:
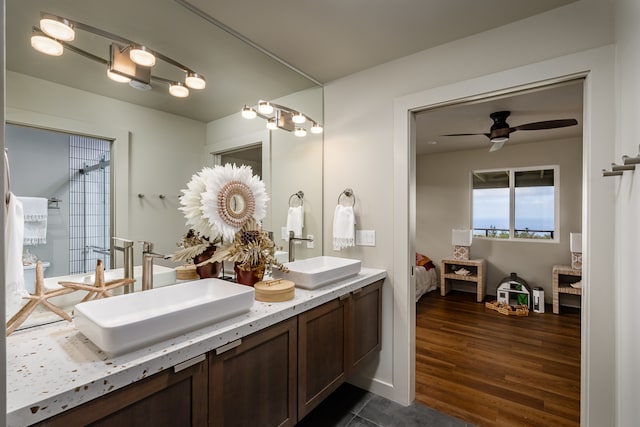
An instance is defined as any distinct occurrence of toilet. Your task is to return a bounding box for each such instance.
[23,261,50,294]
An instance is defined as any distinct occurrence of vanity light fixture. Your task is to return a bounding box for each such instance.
[169,82,189,98]
[30,12,206,98]
[241,100,323,137]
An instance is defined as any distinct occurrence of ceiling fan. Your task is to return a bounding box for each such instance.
[442,111,578,152]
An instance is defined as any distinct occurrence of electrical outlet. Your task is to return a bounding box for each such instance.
[306,235,314,249]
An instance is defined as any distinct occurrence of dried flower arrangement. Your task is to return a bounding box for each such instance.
[172,229,221,264]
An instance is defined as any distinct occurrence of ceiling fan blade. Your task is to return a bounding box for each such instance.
[513,119,578,131]
[489,140,506,152]
[441,133,491,138]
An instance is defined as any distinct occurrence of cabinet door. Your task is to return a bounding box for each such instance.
[297,297,348,419]
[209,317,297,427]
[348,280,382,375]
[35,356,208,427]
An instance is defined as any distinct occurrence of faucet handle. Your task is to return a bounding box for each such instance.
[113,237,134,247]
[140,241,154,253]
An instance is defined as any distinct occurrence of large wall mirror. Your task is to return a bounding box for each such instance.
[4,0,323,323]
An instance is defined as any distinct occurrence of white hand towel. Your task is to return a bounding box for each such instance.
[332,205,355,251]
[5,193,27,319]
[286,206,304,239]
[18,196,48,245]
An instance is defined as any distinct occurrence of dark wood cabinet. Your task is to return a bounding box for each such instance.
[208,317,298,427]
[32,280,382,427]
[34,355,208,427]
[297,297,349,419]
[348,280,382,375]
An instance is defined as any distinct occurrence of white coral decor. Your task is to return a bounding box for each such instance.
[180,164,268,242]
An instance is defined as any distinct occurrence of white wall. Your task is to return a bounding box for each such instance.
[417,138,582,303]
[6,72,207,267]
[613,0,640,425]
[324,0,616,425]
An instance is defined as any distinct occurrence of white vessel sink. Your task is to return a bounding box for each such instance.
[74,278,254,354]
[272,256,361,289]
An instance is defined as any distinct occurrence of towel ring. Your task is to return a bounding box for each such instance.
[338,188,356,207]
[289,191,304,207]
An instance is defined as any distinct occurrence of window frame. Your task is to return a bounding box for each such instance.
[470,165,560,243]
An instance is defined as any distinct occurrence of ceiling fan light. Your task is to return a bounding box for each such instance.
[292,112,306,124]
[258,101,274,115]
[107,68,131,83]
[185,72,206,89]
[129,46,156,67]
[169,82,189,98]
[294,127,307,137]
[40,16,75,42]
[31,35,63,56]
[310,123,323,134]
[490,136,508,143]
[241,105,257,119]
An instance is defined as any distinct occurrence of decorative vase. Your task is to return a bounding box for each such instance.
[234,264,265,287]
[193,246,221,279]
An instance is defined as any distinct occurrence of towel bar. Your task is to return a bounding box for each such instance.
[289,191,304,207]
[338,188,356,207]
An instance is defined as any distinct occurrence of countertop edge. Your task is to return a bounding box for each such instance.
[7,268,386,426]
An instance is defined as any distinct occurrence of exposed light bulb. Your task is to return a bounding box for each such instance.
[294,127,307,137]
[169,82,189,98]
[241,106,257,119]
[185,72,206,90]
[292,112,306,124]
[266,119,278,130]
[40,17,75,42]
[310,123,323,134]
[129,46,156,67]
[258,101,274,115]
[107,68,131,83]
[31,35,63,56]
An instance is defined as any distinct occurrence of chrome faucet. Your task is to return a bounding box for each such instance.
[112,237,134,294]
[288,230,313,262]
[141,241,171,291]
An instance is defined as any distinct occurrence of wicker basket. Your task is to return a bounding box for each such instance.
[485,300,529,316]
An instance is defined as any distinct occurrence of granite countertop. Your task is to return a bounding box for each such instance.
[6,268,385,426]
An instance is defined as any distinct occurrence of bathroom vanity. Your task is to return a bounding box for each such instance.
[7,269,385,426]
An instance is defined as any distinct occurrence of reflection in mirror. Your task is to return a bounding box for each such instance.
[4,0,323,328]
[229,194,246,216]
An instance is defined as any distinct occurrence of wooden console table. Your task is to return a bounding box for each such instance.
[552,265,582,314]
[440,258,486,302]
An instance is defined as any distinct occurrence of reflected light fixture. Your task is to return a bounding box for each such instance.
[31,35,63,56]
[40,15,75,41]
[129,45,156,67]
[169,82,189,98]
[30,12,206,99]
[107,68,131,83]
[241,100,323,138]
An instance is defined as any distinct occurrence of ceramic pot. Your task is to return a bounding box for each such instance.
[234,264,265,287]
[193,246,221,279]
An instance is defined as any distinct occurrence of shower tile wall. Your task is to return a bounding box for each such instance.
[69,136,111,274]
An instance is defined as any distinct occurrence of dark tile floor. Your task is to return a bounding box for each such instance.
[297,383,474,427]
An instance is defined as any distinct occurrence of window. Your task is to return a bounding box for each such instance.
[472,166,558,240]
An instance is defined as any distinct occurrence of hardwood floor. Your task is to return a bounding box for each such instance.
[416,290,581,427]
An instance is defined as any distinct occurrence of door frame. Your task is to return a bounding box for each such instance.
[393,45,616,426]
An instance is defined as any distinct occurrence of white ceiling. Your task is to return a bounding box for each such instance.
[6,0,578,123]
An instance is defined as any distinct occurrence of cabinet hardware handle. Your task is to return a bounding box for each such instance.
[215,339,242,355]
[173,354,206,373]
